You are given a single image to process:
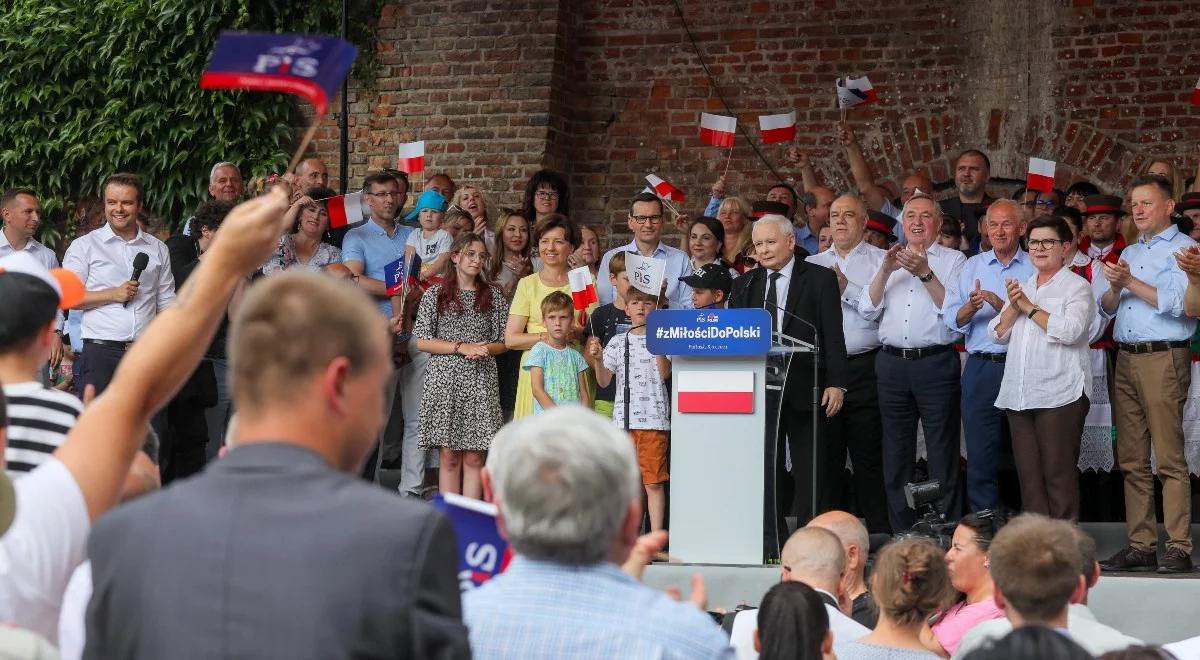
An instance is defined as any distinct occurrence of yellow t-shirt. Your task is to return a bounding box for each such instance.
[509,273,596,418]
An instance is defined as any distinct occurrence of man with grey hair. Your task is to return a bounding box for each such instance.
[860,194,967,530]
[208,162,243,203]
[807,510,875,628]
[729,526,869,659]
[465,406,731,659]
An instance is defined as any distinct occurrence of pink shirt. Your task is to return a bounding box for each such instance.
[931,598,1004,655]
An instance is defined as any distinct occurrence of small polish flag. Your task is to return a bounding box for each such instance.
[568,266,598,311]
[327,191,366,229]
[645,174,685,203]
[1026,157,1057,193]
[677,370,755,414]
[1191,77,1200,107]
[836,76,878,109]
[699,112,737,148]
[397,141,425,174]
[758,111,797,145]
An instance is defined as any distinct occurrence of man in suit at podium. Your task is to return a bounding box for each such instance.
[729,214,848,555]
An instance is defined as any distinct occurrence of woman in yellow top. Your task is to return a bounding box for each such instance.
[504,214,594,418]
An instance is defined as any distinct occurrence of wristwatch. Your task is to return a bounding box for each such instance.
[1027,306,1039,319]
[918,270,935,283]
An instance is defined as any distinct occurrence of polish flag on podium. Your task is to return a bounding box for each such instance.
[699,113,737,148]
[1026,157,1057,193]
[397,141,425,174]
[327,192,366,229]
[758,111,797,145]
[645,174,685,203]
[677,371,755,414]
[1192,77,1200,106]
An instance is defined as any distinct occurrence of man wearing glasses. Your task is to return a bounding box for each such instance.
[596,192,692,309]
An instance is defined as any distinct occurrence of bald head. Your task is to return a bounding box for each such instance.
[901,173,934,204]
[296,158,329,189]
[781,526,844,594]
[808,510,869,555]
[828,195,868,251]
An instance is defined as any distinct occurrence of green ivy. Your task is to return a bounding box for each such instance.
[0,0,382,250]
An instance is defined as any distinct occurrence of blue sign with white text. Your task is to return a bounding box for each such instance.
[646,308,771,356]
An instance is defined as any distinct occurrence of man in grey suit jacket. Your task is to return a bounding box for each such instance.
[84,269,468,658]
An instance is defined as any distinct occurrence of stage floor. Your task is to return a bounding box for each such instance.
[644,522,1200,645]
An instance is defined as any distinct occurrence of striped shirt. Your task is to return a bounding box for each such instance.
[3,382,82,478]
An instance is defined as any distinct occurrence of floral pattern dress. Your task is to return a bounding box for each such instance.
[261,234,342,274]
[413,284,508,451]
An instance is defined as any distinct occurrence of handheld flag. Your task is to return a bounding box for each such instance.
[398,141,425,174]
[383,257,405,296]
[1192,77,1200,107]
[626,252,667,298]
[645,174,685,204]
[431,494,513,591]
[326,192,366,229]
[699,113,737,148]
[758,111,797,145]
[200,32,358,116]
[1026,157,1056,193]
[568,266,598,310]
[406,251,423,287]
[836,76,878,109]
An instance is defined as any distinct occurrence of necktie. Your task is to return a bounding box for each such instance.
[766,271,781,334]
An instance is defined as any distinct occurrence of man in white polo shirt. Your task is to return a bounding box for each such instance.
[0,187,66,370]
[63,173,174,396]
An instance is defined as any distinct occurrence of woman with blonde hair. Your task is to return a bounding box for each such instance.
[1140,159,1184,199]
[717,195,755,272]
[452,185,494,247]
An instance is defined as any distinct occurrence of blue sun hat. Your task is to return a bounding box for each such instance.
[403,190,447,222]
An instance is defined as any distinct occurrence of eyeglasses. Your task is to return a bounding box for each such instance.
[1027,238,1064,250]
[535,191,560,200]
[1022,200,1056,208]
[366,192,403,199]
[630,214,664,225]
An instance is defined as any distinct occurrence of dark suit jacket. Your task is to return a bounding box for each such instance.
[729,257,848,411]
[84,443,469,660]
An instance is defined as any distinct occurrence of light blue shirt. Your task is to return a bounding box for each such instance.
[596,240,692,309]
[464,557,733,660]
[943,249,1035,353]
[794,224,819,255]
[1100,224,1197,342]
[341,218,413,316]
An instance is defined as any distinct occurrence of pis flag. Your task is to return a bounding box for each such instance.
[1026,157,1057,193]
[758,111,797,145]
[836,75,878,109]
[383,257,406,296]
[645,174,685,203]
[677,370,755,414]
[432,493,513,592]
[326,192,366,229]
[397,141,425,174]
[626,252,666,298]
[200,32,358,116]
[699,113,737,148]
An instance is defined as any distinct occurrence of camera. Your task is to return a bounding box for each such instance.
[894,479,955,549]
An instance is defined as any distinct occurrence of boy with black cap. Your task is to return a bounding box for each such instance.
[862,210,898,250]
[680,262,732,309]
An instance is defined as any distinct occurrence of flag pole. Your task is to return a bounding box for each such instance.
[287,115,322,175]
[723,144,734,179]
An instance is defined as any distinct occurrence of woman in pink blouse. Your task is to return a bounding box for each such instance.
[921,511,1010,657]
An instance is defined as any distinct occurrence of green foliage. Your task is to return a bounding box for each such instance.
[0,0,381,250]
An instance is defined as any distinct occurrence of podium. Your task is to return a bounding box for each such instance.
[646,308,816,565]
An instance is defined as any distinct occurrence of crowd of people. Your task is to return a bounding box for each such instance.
[3,127,1200,657]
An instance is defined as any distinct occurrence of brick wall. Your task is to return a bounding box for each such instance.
[313,0,1200,243]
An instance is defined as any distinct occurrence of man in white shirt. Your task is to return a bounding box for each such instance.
[729,527,869,659]
[63,173,175,396]
[0,187,291,641]
[952,515,1140,658]
[0,188,66,369]
[805,195,889,534]
[859,194,967,531]
[597,192,692,309]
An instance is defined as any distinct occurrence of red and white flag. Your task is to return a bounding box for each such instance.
[699,113,737,148]
[568,266,598,310]
[836,76,878,109]
[327,191,366,229]
[1192,77,1200,106]
[758,111,797,145]
[397,141,425,174]
[645,174,685,203]
[677,370,754,414]
[1026,157,1056,193]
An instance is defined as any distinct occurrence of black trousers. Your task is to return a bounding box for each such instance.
[876,349,963,531]
[162,395,209,484]
[821,350,889,534]
[78,342,126,396]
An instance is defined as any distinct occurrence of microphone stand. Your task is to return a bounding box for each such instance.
[763,301,821,527]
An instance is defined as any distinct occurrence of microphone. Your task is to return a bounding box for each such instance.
[124,252,149,308]
[760,300,820,351]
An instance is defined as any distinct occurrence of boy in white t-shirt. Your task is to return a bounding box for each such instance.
[403,190,452,280]
[585,287,671,533]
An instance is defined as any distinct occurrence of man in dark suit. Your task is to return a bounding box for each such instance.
[729,213,848,550]
[84,268,467,656]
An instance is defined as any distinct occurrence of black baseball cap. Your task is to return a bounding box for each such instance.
[680,263,733,293]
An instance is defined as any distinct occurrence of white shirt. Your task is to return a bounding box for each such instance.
[857,242,966,348]
[729,588,869,660]
[0,458,90,642]
[807,242,884,355]
[405,228,452,263]
[765,258,796,336]
[951,604,1140,659]
[57,562,91,660]
[62,223,174,342]
[989,268,1095,411]
[1,228,66,331]
[597,240,693,310]
[602,332,670,431]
